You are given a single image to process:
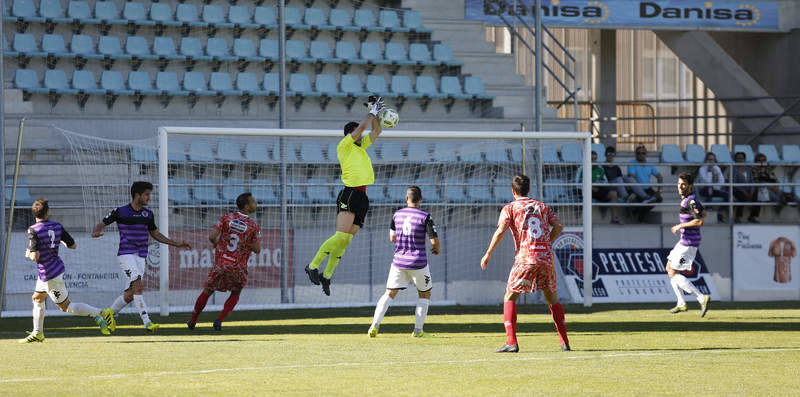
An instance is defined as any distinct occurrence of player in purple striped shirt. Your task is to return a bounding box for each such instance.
[665,173,711,317]
[18,199,114,343]
[368,186,440,338]
[92,181,191,332]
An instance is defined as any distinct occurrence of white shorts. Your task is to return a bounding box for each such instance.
[386,265,432,292]
[118,254,146,288]
[35,274,69,304]
[667,243,698,272]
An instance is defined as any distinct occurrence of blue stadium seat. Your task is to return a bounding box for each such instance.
[544,178,569,203]
[253,6,277,28]
[100,70,132,95]
[221,178,245,202]
[40,0,69,22]
[510,147,522,163]
[391,75,421,99]
[710,144,733,163]
[378,10,409,32]
[316,74,344,98]
[180,37,211,61]
[305,8,333,31]
[216,141,244,162]
[289,73,319,97]
[757,144,781,163]
[440,76,470,99]
[733,144,754,162]
[194,178,222,204]
[153,37,184,61]
[433,43,463,66]
[660,144,684,163]
[9,0,40,22]
[326,141,340,163]
[591,143,606,162]
[128,71,158,94]
[150,3,179,27]
[206,37,236,62]
[236,72,267,96]
[407,142,431,161]
[415,76,444,98]
[67,1,93,24]
[259,39,279,60]
[385,42,413,65]
[328,9,358,32]
[209,72,241,95]
[44,69,75,93]
[183,71,215,96]
[781,144,800,163]
[684,144,705,163]
[155,71,187,96]
[228,5,256,29]
[250,178,277,203]
[168,178,192,205]
[416,178,440,201]
[98,35,131,61]
[409,43,438,66]
[360,42,389,65]
[130,146,156,162]
[42,34,71,58]
[285,7,309,30]
[310,40,339,63]
[176,3,206,28]
[245,142,270,162]
[167,144,187,162]
[286,40,312,63]
[561,143,583,163]
[4,36,18,57]
[463,76,492,99]
[13,33,43,56]
[122,2,153,26]
[14,69,47,96]
[435,142,458,162]
[443,178,467,202]
[263,72,280,94]
[485,147,510,163]
[403,10,432,33]
[189,141,215,162]
[386,178,409,202]
[202,5,232,28]
[379,142,405,162]
[125,36,155,61]
[299,141,325,162]
[467,179,493,203]
[6,178,34,206]
[458,144,483,163]
[71,34,102,59]
[233,38,264,63]
[95,1,123,23]
[541,143,560,163]
[307,178,332,203]
[335,41,366,65]
[354,9,382,32]
[340,74,367,97]
[365,74,389,96]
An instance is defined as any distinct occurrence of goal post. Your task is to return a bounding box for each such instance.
[157,126,593,313]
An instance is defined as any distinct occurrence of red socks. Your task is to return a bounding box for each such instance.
[190,291,211,324]
[216,294,240,322]
[503,301,518,345]
[549,302,569,345]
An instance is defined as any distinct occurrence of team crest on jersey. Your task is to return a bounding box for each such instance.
[229,219,248,233]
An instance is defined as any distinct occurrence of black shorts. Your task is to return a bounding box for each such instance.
[336,187,370,227]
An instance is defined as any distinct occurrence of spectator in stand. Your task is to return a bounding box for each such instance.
[602,147,630,201]
[697,152,728,222]
[732,151,758,223]
[577,151,621,224]
[753,152,785,216]
[627,145,664,222]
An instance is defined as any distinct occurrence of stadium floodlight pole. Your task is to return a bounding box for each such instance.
[0,118,26,315]
[582,135,593,307]
[157,127,170,316]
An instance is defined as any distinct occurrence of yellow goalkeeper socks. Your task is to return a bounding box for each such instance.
[322,232,353,278]
[310,232,352,270]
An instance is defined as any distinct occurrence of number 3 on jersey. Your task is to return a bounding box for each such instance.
[226,234,240,252]
[526,216,543,239]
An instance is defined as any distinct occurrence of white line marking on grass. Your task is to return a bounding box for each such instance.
[2,347,799,384]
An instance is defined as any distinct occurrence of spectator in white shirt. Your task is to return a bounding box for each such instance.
[697,152,728,222]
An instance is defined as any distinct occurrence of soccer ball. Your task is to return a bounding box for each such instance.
[380,108,399,128]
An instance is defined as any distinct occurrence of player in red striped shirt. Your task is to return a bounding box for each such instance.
[188,193,261,331]
[481,174,570,353]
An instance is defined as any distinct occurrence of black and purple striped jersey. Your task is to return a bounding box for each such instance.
[27,221,74,281]
[103,204,157,257]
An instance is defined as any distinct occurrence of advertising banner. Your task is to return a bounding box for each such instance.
[733,225,799,292]
[554,233,719,302]
[466,0,781,31]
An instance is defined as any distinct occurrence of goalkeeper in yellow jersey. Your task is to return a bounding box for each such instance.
[305,96,385,296]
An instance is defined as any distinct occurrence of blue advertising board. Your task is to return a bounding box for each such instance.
[466,0,781,31]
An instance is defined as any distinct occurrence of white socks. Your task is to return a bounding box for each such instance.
[414,298,430,333]
[32,301,45,335]
[132,295,151,325]
[671,274,704,306]
[370,294,393,329]
[66,302,101,317]
[111,295,129,313]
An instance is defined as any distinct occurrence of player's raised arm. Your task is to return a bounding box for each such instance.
[149,229,192,249]
[368,98,384,143]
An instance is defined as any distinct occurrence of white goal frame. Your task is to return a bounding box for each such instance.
[157,127,593,315]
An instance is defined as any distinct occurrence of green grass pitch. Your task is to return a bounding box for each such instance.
[1,301,799,396]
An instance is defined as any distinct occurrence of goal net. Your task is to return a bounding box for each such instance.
[1,126,592,316]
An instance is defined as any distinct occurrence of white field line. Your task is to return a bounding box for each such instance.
[1,347,799,384]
